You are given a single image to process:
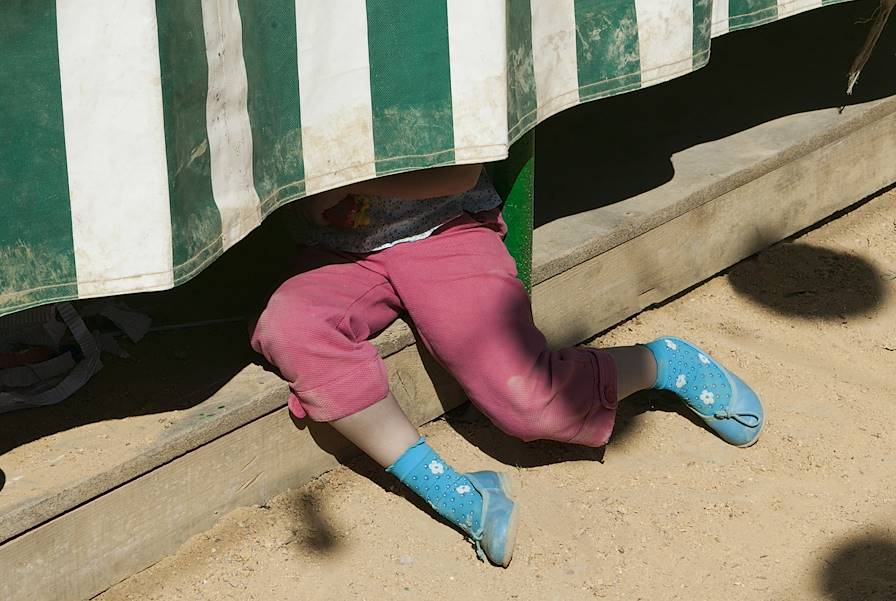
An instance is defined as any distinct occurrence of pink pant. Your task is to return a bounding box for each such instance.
[251,210,619,447]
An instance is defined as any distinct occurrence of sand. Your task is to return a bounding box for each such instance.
[97,187,896,601]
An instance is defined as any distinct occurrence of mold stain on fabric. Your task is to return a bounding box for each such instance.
[509,47,536,98]
[610,16,640,72]
[175,140,209,177]
[578,11,640,74]
[257,128,304,213]
[376,104,454,160]
[0,241,74,308]
[693,0,713,50]
[507,45,536,135]
[302,108,377,192]
[173,205,222,279]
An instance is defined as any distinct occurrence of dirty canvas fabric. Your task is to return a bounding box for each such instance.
[0,0,851,317]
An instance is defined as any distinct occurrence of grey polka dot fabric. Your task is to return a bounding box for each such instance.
[285,172,502,253]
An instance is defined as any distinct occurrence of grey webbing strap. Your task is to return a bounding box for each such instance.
[0,303,103,414]
[0,352,76,388]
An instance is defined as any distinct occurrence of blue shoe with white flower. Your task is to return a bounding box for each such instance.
[644,337,764,447]
[387,438,518,566]
[466,471,519,567]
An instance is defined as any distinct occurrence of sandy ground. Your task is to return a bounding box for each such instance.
[97,187,896,601]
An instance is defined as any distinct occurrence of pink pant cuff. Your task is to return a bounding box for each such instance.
[289,359,390,422]
[565,350,619,447]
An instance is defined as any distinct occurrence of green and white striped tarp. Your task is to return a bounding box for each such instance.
[0,0,850,318]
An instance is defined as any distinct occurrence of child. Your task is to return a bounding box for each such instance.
[250,163,764,567]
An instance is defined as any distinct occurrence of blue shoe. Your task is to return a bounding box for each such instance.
[387,439,518,566]
[464,470,518,497]
[466,471,519,567]
[645,337,765,447]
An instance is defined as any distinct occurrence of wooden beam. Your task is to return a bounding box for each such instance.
[535,110,896,347]
[2,344,465,601]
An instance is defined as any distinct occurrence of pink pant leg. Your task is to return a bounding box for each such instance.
[376,213,619,447]
[250,246,402,422]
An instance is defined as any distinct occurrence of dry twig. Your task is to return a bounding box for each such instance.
[847,0,896,94]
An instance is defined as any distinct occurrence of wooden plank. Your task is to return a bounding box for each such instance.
[2,343,465,601]
[0,318,415,546]
[531,95,896,286]
[535,111,896,347]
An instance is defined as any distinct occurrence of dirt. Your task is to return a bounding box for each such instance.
[97,187,896,601]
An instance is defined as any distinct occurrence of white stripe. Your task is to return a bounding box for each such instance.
[296,0,376,193]
[56,0,173,297]
[711,0,730,37]
[777,0,822,19]
[201,0,261,251]
[530,0,579,123]
[447,0,508,162]
[634,0,694,86]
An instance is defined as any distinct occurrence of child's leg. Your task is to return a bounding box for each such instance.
[329,391,419,467]
[252,247,517,565]
[379,213,761,447]
[601,344,657,401]
[330,391,518,566]
[251,246,402,422]
[328,352,654,464]
[379,216,634,446]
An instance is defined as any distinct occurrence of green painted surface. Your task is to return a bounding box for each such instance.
[692,0,713,69]
[0,2,77,313]
[237,0,305,217]
[492,131,534,291]
[729,0,779,30]
[366,0,455,174]
[507,0,537,143]
[156,1,222,284]
[574,0,642,102]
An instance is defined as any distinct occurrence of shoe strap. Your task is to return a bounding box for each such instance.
[713,409,761,428]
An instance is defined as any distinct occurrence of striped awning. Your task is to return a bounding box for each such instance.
[0,0,850,318]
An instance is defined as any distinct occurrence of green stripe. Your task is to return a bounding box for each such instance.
[574,0,642,102]
[692,0,712,68]
[507,0,537,143]
[728,0,779,30]
[366,0,455,174]
[156,1,222,284]
[237,0,305,216]
[0,2,76,315]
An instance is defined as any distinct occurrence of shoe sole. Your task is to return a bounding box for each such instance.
[495,473,520,568]
[734,419,765,448]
